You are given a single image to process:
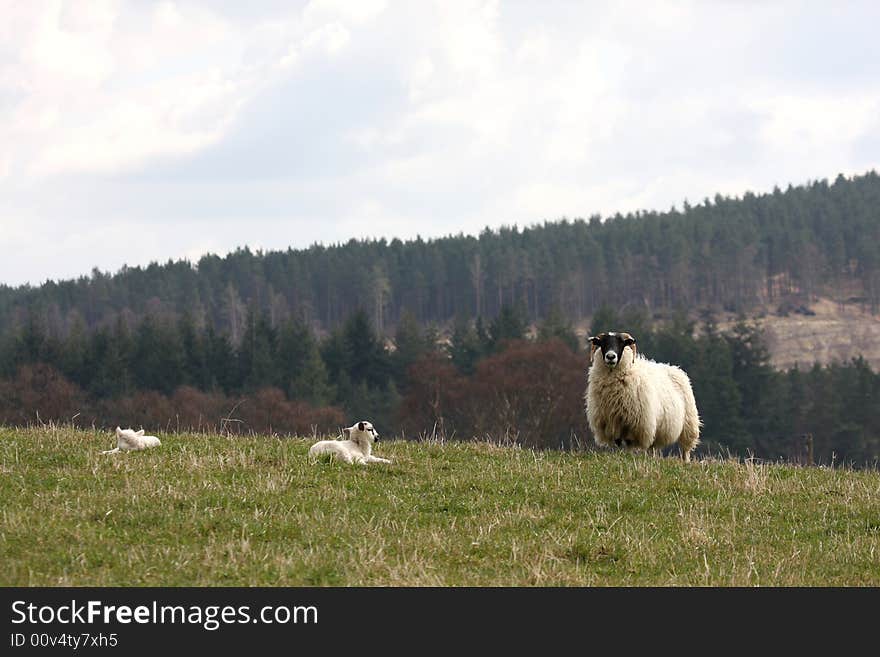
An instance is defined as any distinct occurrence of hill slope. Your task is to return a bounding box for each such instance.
[2,171,879,338]
[2,426,878,586]
[733,297,880,371]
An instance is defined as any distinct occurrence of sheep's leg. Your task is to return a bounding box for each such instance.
[598,421,618,449]
[679,431,698,463]
[617,426,643,452]
[678,433,696,462]
[678,387,701,464]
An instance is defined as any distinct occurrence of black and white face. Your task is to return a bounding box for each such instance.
[588,332,637,369]
[345,420,379,442]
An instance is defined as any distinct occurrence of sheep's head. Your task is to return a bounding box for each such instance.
[588,332,637,369]
[343,420,379,446]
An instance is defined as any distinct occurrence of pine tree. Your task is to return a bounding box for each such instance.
[488,303,527,352]
[341,309,390,388]
[448,316,483,375]
[130,315,184,394]
[589,304,619,336]
[87,318,134,397]
[692,319,747,451]
[205,326,236,393]
[290,346,334,407]
[179,312,209,389]
[537,306,580,353]
[278,317,333,405]
[320,329,350,388]
[59,313,89,386]
[238,309,278,392]
[392,310,429,385]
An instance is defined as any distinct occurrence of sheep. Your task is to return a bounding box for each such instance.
[101,426,161,454]
[585,331,701,462]
[308,420,391,465]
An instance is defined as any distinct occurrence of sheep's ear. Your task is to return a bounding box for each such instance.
[343,427,352,437]
[588,337,599,360]
[136,429,145,436]
[622,334,637,358]
[116,426,122,435]
[358,421,365,431]
[588,336,600,345]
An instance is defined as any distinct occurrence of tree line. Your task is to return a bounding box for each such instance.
[1,304,878,466]
[2,171,879,340]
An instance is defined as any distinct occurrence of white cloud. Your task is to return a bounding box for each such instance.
[303,22,350,55]
[26,1,116,87]
[0,0,378,180]
[303,0,388,26]
[1,0,879,286]
[0,1,238,177]
[755,92,880,160]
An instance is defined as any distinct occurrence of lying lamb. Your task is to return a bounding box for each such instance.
[308,420,391,465]
[102,426,162,454]
[585,332,701,462]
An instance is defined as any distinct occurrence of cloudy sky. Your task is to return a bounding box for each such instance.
[2,1,879,286]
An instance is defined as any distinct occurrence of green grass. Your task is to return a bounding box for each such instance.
[1,425,879,586]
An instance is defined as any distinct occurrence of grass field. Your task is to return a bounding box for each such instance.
[1,425,879,586]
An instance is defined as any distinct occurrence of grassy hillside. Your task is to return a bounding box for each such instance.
[1,426,879,586]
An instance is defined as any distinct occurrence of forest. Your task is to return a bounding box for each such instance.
[1,300,878,466]
[1,171,879,337]
[1,171,879,465]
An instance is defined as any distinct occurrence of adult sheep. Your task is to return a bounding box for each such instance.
[585,331,701,462]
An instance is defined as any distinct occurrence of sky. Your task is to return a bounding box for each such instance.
[2,1,879,287]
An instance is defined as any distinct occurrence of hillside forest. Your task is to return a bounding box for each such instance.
[1,172,879,466]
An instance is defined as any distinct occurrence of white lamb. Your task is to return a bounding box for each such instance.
[308,420,391,465]
[585,332,701,462]
[101,426,161,454]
